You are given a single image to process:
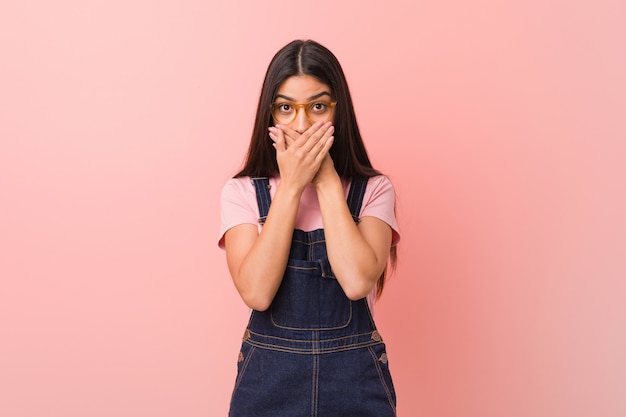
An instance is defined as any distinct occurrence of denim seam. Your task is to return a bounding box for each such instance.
[245,339,382,354]
[312,354,319,417]
[262,179,271,223]
[247,328,375,343]
[291,239,326,245]
[347,177,367,223]
[364,298,378,329]
[233,345,256,393]
[270,302,352,330]
[368,346,396,415]
[286,265,318,271]
[252,177,271,224]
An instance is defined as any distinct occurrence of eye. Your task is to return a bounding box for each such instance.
[309,102,329,113]
[277,103,293,113]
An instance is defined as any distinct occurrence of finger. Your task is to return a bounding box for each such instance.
[275,126,288,151]
[310,123,334,155]
[315,135,334,162]
[297,122,333,153]
[279,122,325,146]
[268,127,286,152]
[310,121,333,144]
[275,124,297,148]
[276,124,304,147]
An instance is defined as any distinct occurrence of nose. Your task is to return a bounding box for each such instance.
[292,106,312,133]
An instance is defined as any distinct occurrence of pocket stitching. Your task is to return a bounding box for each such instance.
[233,345,256,392]
[270,301,352,330]
[368,346,397,414]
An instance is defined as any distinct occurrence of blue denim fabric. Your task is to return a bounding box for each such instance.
[229,178,396,417]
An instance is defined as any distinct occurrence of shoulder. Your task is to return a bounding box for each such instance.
[365,175,396,199]
[221,176,253,197]
[360,175,400,245]
[218,177,260,249]
[366,174,394,187]
[220,176,269,204]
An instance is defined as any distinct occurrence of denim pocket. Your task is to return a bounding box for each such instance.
[368,344,397,412]
[270,259,352,330]
[233,343,256,392]
[315,345,397,416]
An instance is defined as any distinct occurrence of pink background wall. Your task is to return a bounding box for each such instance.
[1,1,625,416]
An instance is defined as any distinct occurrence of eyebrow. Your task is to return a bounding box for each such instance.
[274,91,332,102]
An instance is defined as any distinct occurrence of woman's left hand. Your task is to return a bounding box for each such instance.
[277,125,338,186]
[312,153,337,187]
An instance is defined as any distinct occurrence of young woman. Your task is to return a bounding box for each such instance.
[219,39,400,416]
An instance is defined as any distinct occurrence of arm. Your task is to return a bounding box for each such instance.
[224,122,334,311]
[278,125,393,300]
[224,185,302,311]
[315,166,392,300]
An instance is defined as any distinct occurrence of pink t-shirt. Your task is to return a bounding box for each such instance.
[218,175,400,248]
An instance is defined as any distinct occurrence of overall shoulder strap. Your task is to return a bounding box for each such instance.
[251,177,271,224]
[346,177,369,223]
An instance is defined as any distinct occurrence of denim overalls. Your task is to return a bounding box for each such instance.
[229,177,396,417]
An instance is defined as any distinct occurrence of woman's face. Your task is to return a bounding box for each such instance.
[272,75,335,133]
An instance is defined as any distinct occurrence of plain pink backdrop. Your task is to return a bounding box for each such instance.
[1,1,625,416]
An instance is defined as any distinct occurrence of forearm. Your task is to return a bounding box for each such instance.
[315,176,386,300]
[232,184,302,310]
[233,121,333,310]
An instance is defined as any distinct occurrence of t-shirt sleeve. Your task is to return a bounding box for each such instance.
[218,178,259,249]
[361,176,400,246]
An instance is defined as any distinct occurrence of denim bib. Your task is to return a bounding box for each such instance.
[229,177,396,417]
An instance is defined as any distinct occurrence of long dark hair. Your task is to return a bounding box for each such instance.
[235,39,395,297]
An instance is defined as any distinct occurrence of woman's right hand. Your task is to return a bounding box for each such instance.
[268,121,334,192]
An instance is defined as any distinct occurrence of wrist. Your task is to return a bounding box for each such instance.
[275,179,306,199]
[313,171,341,192]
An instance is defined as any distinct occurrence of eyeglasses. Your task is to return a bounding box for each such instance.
[270,100,337,124]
